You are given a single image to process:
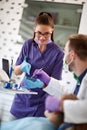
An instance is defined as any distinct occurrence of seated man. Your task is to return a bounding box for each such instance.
[32,34,87,129]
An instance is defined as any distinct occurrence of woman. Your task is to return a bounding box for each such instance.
[10,12,64,119]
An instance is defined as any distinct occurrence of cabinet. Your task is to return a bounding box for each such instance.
[18,0,83,48]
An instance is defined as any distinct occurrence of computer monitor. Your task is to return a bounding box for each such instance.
[2,58,9,77]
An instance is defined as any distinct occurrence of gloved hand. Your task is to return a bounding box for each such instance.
[45,95,61,112]
[33,69,51,85]
[20,59,31,75]
[20,76,44,89]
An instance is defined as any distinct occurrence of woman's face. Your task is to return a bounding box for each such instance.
[34,24,53,44]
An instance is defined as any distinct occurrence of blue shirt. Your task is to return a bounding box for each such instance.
[74,69,87,95]
[10,39,64,118]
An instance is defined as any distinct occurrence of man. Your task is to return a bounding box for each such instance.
[33,34,87,128]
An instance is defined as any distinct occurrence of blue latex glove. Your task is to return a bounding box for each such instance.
[33,69,51,85]
[20,76,44,89]
[45,95,61,112]
[20,59,31,75]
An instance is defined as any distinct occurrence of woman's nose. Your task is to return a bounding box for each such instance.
[39,35,46,40]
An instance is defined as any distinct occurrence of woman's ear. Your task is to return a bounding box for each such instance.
[51,28,54,33]
[33,26,36,32]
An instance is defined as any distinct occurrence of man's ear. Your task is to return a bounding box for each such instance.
[71,50,76,59]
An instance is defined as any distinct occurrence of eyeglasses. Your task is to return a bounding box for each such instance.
[35,31,52,38]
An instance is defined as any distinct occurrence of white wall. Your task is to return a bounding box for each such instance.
[78,2,87,34]
[0,0,25,83]
[0,0,25,64]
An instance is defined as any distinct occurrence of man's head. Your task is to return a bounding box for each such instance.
[64,34,87,73]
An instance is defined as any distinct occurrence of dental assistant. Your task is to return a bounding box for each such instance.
[10,12,64,119]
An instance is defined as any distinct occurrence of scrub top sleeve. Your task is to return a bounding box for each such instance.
[51,51,64,80]
[15,40,29,65]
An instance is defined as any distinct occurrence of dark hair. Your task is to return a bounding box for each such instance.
[32,12,54,41]
[35,12,54,28]
[68,34,87,61]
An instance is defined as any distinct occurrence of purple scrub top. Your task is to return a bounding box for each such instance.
[10,39,64,118]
